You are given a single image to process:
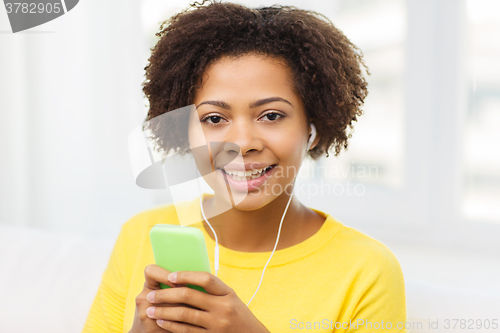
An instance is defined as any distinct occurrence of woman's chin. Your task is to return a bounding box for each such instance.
[207,187,271,212]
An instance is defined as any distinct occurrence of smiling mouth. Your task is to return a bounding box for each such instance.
[221,164,276,182]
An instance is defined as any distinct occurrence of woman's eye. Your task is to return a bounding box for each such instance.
[208,115,222,123]
[201,115,225,125]
[262,112,283,121]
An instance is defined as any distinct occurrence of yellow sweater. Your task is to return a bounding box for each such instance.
[82,194,407,332]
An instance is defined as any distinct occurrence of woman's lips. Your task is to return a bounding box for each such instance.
[218,165,276,192]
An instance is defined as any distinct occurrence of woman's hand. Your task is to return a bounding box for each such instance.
[145,270,271,333]
[129,265,190,333]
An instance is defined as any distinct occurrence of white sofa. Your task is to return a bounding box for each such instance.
[1,224,499,333]
[0,225,114,333]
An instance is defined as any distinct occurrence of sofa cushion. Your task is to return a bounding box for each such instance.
[0,225,114,333]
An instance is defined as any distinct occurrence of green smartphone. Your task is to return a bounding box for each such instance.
[149,224,211,293]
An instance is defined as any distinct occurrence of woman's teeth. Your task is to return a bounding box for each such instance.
[223,166,273,181]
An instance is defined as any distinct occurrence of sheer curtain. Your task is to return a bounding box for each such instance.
[0,0,156,238]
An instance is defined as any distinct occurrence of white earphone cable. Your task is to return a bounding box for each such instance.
[196,168,219,277]
[244,186,294,307]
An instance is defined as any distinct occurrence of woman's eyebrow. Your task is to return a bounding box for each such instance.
[250,97,293,108]
[196,97,293,109]
[196,100,230,109]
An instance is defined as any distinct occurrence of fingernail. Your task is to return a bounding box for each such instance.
[156,319,164,326]
[168,272,177,283]
[146,306,156,318]
[146,291,155,302]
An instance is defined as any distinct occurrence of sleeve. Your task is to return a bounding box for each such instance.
[346,246,408,333]
[81,225,129,333]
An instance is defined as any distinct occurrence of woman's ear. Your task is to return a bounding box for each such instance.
[306,123,318,151]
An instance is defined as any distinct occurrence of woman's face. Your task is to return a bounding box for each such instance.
[189,53,313,211]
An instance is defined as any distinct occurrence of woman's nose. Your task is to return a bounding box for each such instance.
[223,121,264,155]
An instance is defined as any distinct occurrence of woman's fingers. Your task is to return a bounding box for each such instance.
[147,305,209,329]
[156,318,206,333]
[147,286,214,311]
[167,271,233,296]
[143,264,179,290]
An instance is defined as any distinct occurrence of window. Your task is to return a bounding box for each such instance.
[320,0,406,189]
[462,0,500,223]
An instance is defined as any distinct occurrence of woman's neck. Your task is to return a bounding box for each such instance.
[201,192,323,252]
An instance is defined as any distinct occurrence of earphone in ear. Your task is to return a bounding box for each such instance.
[306,123,317,151]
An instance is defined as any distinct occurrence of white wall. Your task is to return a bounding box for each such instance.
[0,0,157,238]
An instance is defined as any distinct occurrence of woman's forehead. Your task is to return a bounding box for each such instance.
[194,54,300,105]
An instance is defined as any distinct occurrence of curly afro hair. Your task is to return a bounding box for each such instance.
[142,0,368,160]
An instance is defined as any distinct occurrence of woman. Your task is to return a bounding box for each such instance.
[83,1,407,332]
